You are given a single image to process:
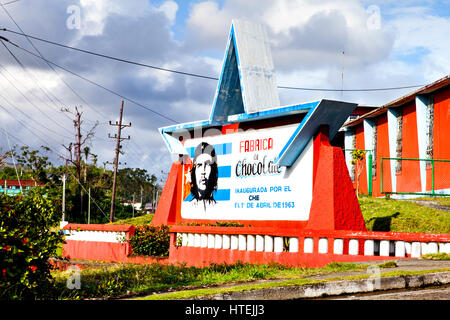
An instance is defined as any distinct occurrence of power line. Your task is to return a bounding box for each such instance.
[0,5,105,119]
[0,62,74,136]
[277,84,425,92]
[1,28,219,81]
[0,28,426,92]
[2,39,180,123]
[3,127,21,187]
[0,0,20,6]
[0,102,61,146]
[0,62,73,138]
[0,3,115,150]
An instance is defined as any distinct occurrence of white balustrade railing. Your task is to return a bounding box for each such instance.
[64,229,126,243]
[175,232,450,258]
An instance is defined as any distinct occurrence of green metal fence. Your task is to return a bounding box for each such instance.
[381,157,450,196]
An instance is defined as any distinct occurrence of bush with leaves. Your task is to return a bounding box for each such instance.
[128,225,170,257]
[0,188,64,299]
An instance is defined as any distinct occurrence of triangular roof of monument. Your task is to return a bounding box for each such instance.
[159,20,357,167]
[209,19,280,122]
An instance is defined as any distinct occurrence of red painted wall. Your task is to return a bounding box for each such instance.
[373,114,391,197]
[396,102,422,193]
[353,124,368,195]
[433,87,450,191]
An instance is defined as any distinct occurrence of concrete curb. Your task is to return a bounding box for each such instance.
[196,271,450,300]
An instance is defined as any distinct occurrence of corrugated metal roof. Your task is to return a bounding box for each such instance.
[209,19,280,122]
[232,19,280,113]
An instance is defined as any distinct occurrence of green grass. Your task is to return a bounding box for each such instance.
[109,213,154,226]
[359,196,450,234]
[421,253,450,260]
[136,267,450,300]
[52,262,368,300]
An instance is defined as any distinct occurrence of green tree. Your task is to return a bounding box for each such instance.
[351,149,367,197]
[13,146,53,185]
[117,168,157,204]
[0,188,64,299]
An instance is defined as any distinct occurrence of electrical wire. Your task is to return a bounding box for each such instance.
[3,127,21,188]
[1,28,426,92]
[0,102,61,146]
[0,65,74,138]
[2,39,180,123]
[0,1,20,6]
[0,61,75,136]
[277,84,425,92]
[2,28,219,81]
[0,5,105,119]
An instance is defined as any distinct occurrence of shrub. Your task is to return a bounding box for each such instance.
[128,224,170,257]
[0,188,64,299]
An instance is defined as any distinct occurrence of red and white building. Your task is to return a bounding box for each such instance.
[0,179,44,195]
[343,75,450,198]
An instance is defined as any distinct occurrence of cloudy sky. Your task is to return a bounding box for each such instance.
[0,0,449,184]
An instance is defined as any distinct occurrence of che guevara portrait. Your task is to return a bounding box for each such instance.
[186,142,218,208]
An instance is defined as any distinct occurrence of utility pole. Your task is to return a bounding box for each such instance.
[108,100,131,222]
[132,193,135,218]
[341,50,345,99]
[72,107,82,182]
[140,186,143,210]
[62,173,67,221]
[88,187,91,224]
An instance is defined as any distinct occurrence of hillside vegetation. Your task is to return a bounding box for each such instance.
[359,196,450,234]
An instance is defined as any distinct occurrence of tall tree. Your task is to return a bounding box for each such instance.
[14,146,52,184]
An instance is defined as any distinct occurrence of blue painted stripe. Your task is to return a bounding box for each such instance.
[187,147,195,158]
[184,193,194,202]
[274,104,318,165]
[216,142,232,155]
[218,166,231,178]
[160,101,320,135]
[228,101,317,122]
[213,189,230,201]
[187,143,232,158]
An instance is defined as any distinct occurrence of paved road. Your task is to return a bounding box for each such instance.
[323,284,450,300]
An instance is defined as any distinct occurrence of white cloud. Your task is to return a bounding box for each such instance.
[183,0,449,107]
[156,1,179,25]
[185,1,233,50]
[385,9,450,82]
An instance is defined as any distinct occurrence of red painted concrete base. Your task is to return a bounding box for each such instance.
[152,125,366,234]
[63,240,131,262]
[307,126,366,231]
[151,162,181,226]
